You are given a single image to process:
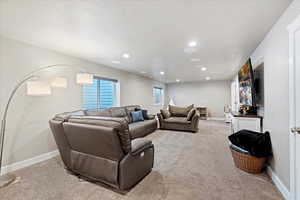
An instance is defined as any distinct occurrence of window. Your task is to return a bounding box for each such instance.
[83,77,118,109]
[153,87,164,105]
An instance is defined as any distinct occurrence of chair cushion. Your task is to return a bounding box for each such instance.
[164,117,191,124]
[129,120,157,139]
[169,104,194,117]
[160,109,171,119]
[130,111,144,122]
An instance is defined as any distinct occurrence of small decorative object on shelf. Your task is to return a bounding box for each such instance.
[197,107,208,120]
[239,105,257,115]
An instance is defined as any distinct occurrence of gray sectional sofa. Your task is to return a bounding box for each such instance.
[49,105,157,191]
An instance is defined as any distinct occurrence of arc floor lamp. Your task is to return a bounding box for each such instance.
[0,64,94,188]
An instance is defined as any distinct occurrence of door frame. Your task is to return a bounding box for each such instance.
[287,14,300,200]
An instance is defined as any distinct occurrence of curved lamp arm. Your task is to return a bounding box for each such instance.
[0,64,88,176]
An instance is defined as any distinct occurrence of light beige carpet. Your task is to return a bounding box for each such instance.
[0,120,283,200]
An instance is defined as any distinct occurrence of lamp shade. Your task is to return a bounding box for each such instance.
[76,73,93,85]
[27,81,51,96]
[51,77,68,88]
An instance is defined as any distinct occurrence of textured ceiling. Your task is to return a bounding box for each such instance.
[0,0,292,82]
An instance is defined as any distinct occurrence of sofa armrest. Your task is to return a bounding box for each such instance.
[157,113,164,128]
[119,142,154,190]
[191,111,200,129]
[157,113,164,121]
[131,138,153,156]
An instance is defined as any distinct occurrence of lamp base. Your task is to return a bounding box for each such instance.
[0,173,16,188]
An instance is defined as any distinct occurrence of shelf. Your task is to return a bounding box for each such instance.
[197,107,208,120]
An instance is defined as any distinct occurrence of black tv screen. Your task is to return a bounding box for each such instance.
[254,63,264,107]
[238,59,255,106]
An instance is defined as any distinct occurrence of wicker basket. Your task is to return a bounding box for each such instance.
[230,148,267,174]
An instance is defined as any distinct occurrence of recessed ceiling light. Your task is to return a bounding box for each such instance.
[201,67,207,71]
[122,53,130,59]
[191,58,201,62]
[160,71,165,75]
[112,60,120,64]
[205,77,211,80]
[188,41,197,47]
[176,79,180,82]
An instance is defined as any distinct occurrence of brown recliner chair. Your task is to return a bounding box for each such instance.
[49,115,154,191]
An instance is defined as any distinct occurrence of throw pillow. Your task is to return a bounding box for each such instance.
[130,111,144,122]
[160,109,171,119]
[169,104,194,117]
[187,108,196,121]
[135,108,149,120]
[126,106,140,123]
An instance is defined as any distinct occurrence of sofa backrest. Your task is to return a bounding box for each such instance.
[68,115,131,154]
[63,122,125,160]
[169,104,194,117]
[109,107,130,122]
[85,108,111,117]
[53,110,86,121]
[84,105,141,123]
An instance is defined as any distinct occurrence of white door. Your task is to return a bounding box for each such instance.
[288,15,300,200]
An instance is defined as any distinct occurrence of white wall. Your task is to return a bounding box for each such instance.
[250,0,300,189]
[167,81,231,118]
[0,36,165,166]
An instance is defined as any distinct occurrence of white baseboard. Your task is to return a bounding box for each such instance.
[208,117,225,121]
[267,166,290,200]
[1,150,59,175]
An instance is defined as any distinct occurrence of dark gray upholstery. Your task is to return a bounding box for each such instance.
[49,105,157,191]
[129,119,158,139]
[158,108,200,132]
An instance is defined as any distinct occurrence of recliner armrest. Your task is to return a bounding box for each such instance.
[131,138,153,156]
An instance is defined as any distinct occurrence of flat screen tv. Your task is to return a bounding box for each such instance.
[238,59,255,106]
[254,63,264,107]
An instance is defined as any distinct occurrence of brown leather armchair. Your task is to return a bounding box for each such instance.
[49,115,154,191]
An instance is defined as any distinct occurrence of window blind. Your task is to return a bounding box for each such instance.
[153,87,163,105]
[83,77,117,110]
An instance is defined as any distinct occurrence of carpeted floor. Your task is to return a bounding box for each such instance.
[0,120,283,200]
